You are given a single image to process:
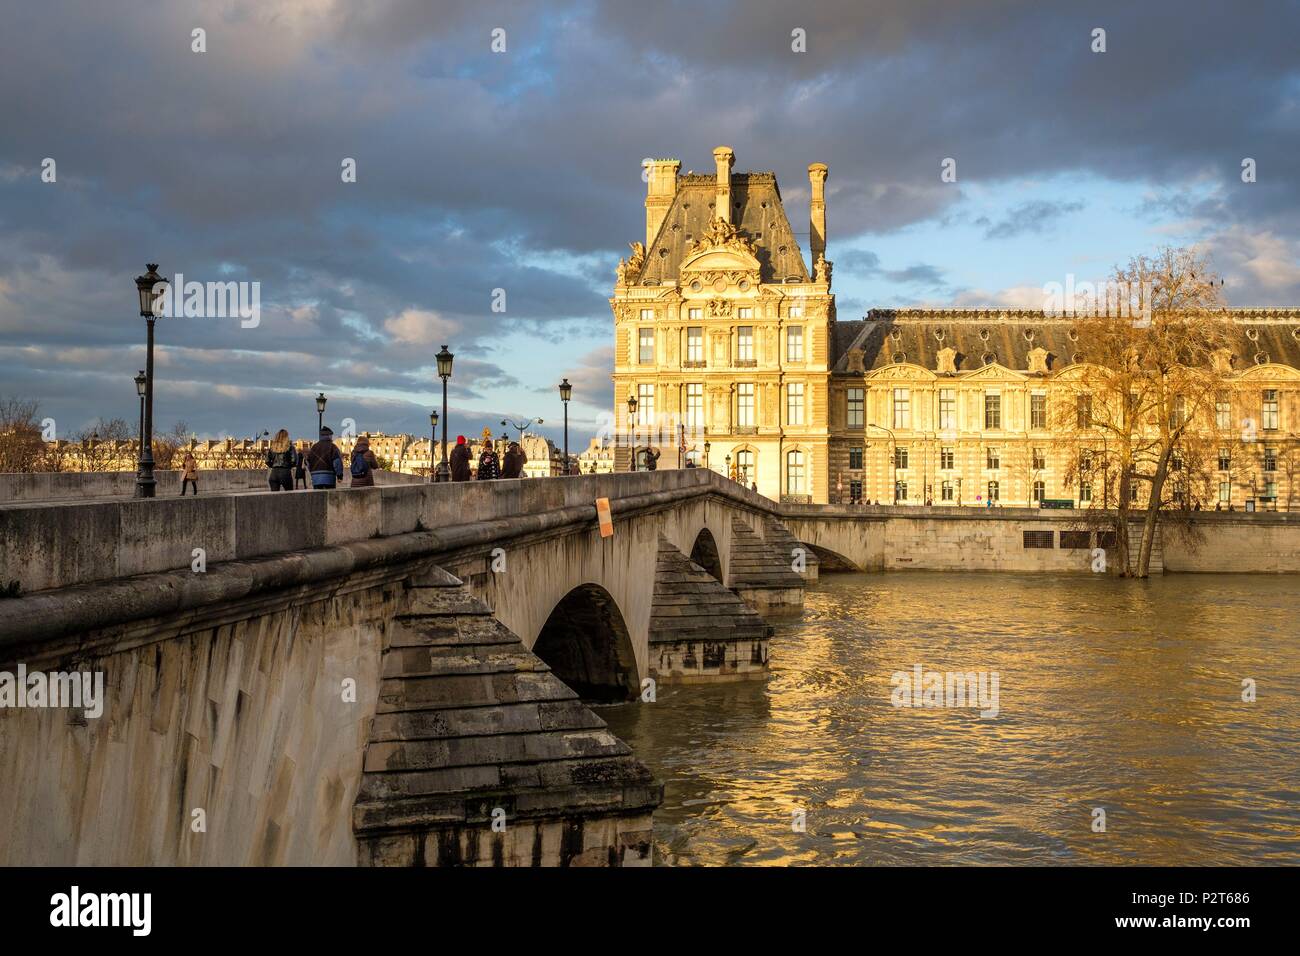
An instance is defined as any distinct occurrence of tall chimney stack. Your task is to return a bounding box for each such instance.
[713,146,735,223]
[644,158,681,248]
[808,162,828,264]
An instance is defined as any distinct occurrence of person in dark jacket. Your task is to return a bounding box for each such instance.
[449,435,472,481]
[349,435,378,488]
[645,448,660,471]
[477,443,500,480]
[293,440,307,488]
[265,428,297,491]
[501,441,526,479]
[306,426,344,488]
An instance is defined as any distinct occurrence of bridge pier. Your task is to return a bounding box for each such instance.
[648,537,771,683]
[353,566,660,867]
[726,516,808,616]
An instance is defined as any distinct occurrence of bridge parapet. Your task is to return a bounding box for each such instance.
[0,469,774,598]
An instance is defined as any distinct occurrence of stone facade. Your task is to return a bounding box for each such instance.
[828,310,1300,510]
[611,147,835,503]
[611,149,1300,509]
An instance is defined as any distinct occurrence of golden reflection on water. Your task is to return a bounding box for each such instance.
[599,572,1300,866]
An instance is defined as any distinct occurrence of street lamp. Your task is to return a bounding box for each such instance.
[429,409,438,483]
[704,440,711,471]
[133,370,146,464]
[316,393,327,435]
[435,345,454,482]
[866,422,898,505]
[558,378,572,476]
[134,264,166,498]
[725,453,732,480]
[626,394,638,471]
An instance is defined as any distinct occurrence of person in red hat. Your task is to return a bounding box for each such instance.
[449,434,472,481]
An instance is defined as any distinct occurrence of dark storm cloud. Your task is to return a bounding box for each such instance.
[980,200,1086,240]
[1,0,1297,438]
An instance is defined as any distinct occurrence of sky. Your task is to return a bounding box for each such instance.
[1,0,1298,449]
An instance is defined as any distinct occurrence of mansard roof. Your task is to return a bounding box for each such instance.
[830,308,1300,374]
[636,173,811,286]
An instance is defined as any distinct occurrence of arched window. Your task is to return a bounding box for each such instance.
[735,449,755,485]
[786,450,805,495]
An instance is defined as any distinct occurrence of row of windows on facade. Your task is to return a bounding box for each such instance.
[631,383,1287,438]
[864,388,1284,431]
[637,319,806,365]
[631,382,808,428]
[860,477,1283,505]
[842,444,1286,473]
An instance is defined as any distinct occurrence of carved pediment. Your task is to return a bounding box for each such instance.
[689,218,755,256]
[680,217,761,274]
[1027,346,1051,374]
[1236,362,1300,381]
[845,348,865,374]
[869,363,936,380]
[962,362,1024,381]
[1211,347,1235,374]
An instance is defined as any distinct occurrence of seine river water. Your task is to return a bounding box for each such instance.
[600,572,1300,866]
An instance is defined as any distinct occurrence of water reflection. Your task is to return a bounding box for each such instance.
[600,572,1300,866]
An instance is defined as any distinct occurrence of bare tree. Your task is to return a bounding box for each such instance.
[152,420,191,471]
[68,418,133,472]
[0,397,48,472]
[1054,247,1229,577]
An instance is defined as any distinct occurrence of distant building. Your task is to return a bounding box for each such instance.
[577,437,614,474]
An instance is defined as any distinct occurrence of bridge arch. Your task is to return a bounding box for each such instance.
[689,527,725,583]
[804,542,863,572]
[532,583,639,702]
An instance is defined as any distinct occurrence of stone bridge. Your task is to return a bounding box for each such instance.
[0,471,810,867]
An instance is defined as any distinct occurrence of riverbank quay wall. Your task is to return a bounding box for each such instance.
[778,504,1300,574]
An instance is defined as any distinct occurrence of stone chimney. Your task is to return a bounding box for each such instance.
[713,146,735,223]
[644,158,680,247]
[808,162,828,264]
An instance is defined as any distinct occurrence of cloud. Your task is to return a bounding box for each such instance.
[982,200,1086,240]
[383,309,461,345]
[836,249,948,289]
[1,0,1298,442]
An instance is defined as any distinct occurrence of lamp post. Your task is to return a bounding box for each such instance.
[134,371,146,465]
[866,422,898,504]
[559,378,572,476]
[725,453,732,480]
[626,394,638,471]
[428,409,438,483]
[134,264,166,498]
[704,440,711,471]
[435,345,454,482]
[316,393,327,435]
[501,417,543,442]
